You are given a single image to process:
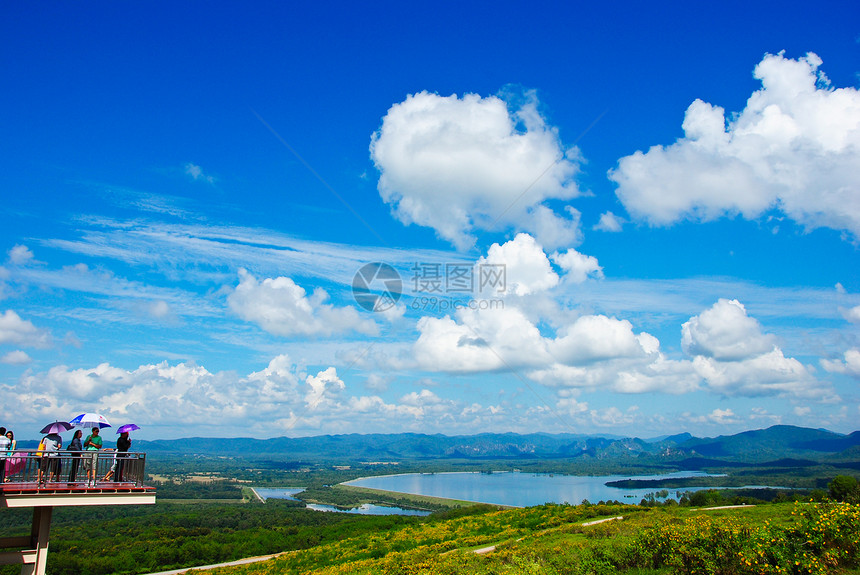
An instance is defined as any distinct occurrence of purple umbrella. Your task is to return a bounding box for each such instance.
[40,421,73,434]
[116,424,141,434]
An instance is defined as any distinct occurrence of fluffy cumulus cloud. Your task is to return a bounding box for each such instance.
[610,52,860,238]
[0,357,322,435]
[1,350,31,365]
[476,233,560,296]
[593,211,625,232]
[370,90,583,250]
[681,299,776,361]
[841,305,860,323]
[405,247,685,392]
[0,310,52,348]
[0,355,530,437]
[408,235,695,393]
[407,257,833,402]
[8,244,35,265]
[683,299,832,399]
[821,348,860,377]
[228,269,377,337]
[413,306,550,373]
[552,248,603,284]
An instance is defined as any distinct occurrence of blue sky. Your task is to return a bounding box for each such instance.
[1,1,859,440]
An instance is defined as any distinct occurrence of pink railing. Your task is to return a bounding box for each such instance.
[2,450,147,487]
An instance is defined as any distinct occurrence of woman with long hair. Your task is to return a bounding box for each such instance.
[67,429,83,483]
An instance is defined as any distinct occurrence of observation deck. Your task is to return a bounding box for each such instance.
[1,450,155,575]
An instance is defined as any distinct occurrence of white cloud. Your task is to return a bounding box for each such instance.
[679,407,747,427]
[0,310,52,348]
[477,234,559,296]
[305,367,345,408]
[148,300,171,319]
[549,315,646,364]
[405,236,698,394]
[364,373,392,392]
[410,283,700,395]
[1,350,31,365]
[552,247,603,283]
[8,245,34,265]
[2,357,490,437]
[841,305,860,323]
[708,408,740,424]
[556,395,589,416]
[590,405,639,427]
[683,300,831,399]
[227,269,378,337]
[184,163,216,184]
[610,52,860,238]
[681,299,776,360]
[370,90,583,250]
[593,211,625,232]
[528,353,699,395]
[692,349,825,399]
[412,306,549,373]
[750,407,782,425]
[821,348,860,377]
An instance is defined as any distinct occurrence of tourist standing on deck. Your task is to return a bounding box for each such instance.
[4,431,18,480]
[115,430,131,481]
[0,427,8,483]
[67,429,83,483]
[39,432,62,485]
[83,427,103,486]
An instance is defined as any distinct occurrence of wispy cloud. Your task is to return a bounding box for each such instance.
[184,163,216,184]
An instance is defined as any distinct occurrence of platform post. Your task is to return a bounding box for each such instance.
[22,506,52,575]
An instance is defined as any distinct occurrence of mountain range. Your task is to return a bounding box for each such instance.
[133,425,860,465]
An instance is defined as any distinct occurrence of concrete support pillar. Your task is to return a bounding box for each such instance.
[21,506,52,575]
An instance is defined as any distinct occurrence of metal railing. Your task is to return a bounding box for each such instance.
[1,450,147,488]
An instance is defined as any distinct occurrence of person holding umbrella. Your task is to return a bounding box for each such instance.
[114,424,139,482]
[37,421,72,485]
[83,427,103,486]
[71,413,110,486]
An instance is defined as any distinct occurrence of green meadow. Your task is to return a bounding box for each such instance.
[191,500,860,575]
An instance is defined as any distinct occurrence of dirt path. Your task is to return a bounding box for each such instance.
[470,515,624,556]
[142,552,287,575]
[581,515,623,526]
[692,504,755,511]
[144,514,629,571]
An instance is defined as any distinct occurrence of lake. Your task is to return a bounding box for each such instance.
[253,488,305,501]
[306,503,431,516]
[252,487,431,516]
[343,471,720,507]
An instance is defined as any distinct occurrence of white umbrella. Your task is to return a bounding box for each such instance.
[70,413,112,429]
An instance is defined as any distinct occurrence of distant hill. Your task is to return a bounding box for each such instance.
[678,425,851,461]
[133,425,860,465]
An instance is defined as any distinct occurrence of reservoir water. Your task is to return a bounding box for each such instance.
[252,487,431,516]
[306,503,431,516]
[344,471,719,507]
[254,488,305,501]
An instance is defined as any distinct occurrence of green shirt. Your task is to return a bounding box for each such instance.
[84,434,103,451]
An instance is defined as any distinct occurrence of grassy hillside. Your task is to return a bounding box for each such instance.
[197,502,860,575]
